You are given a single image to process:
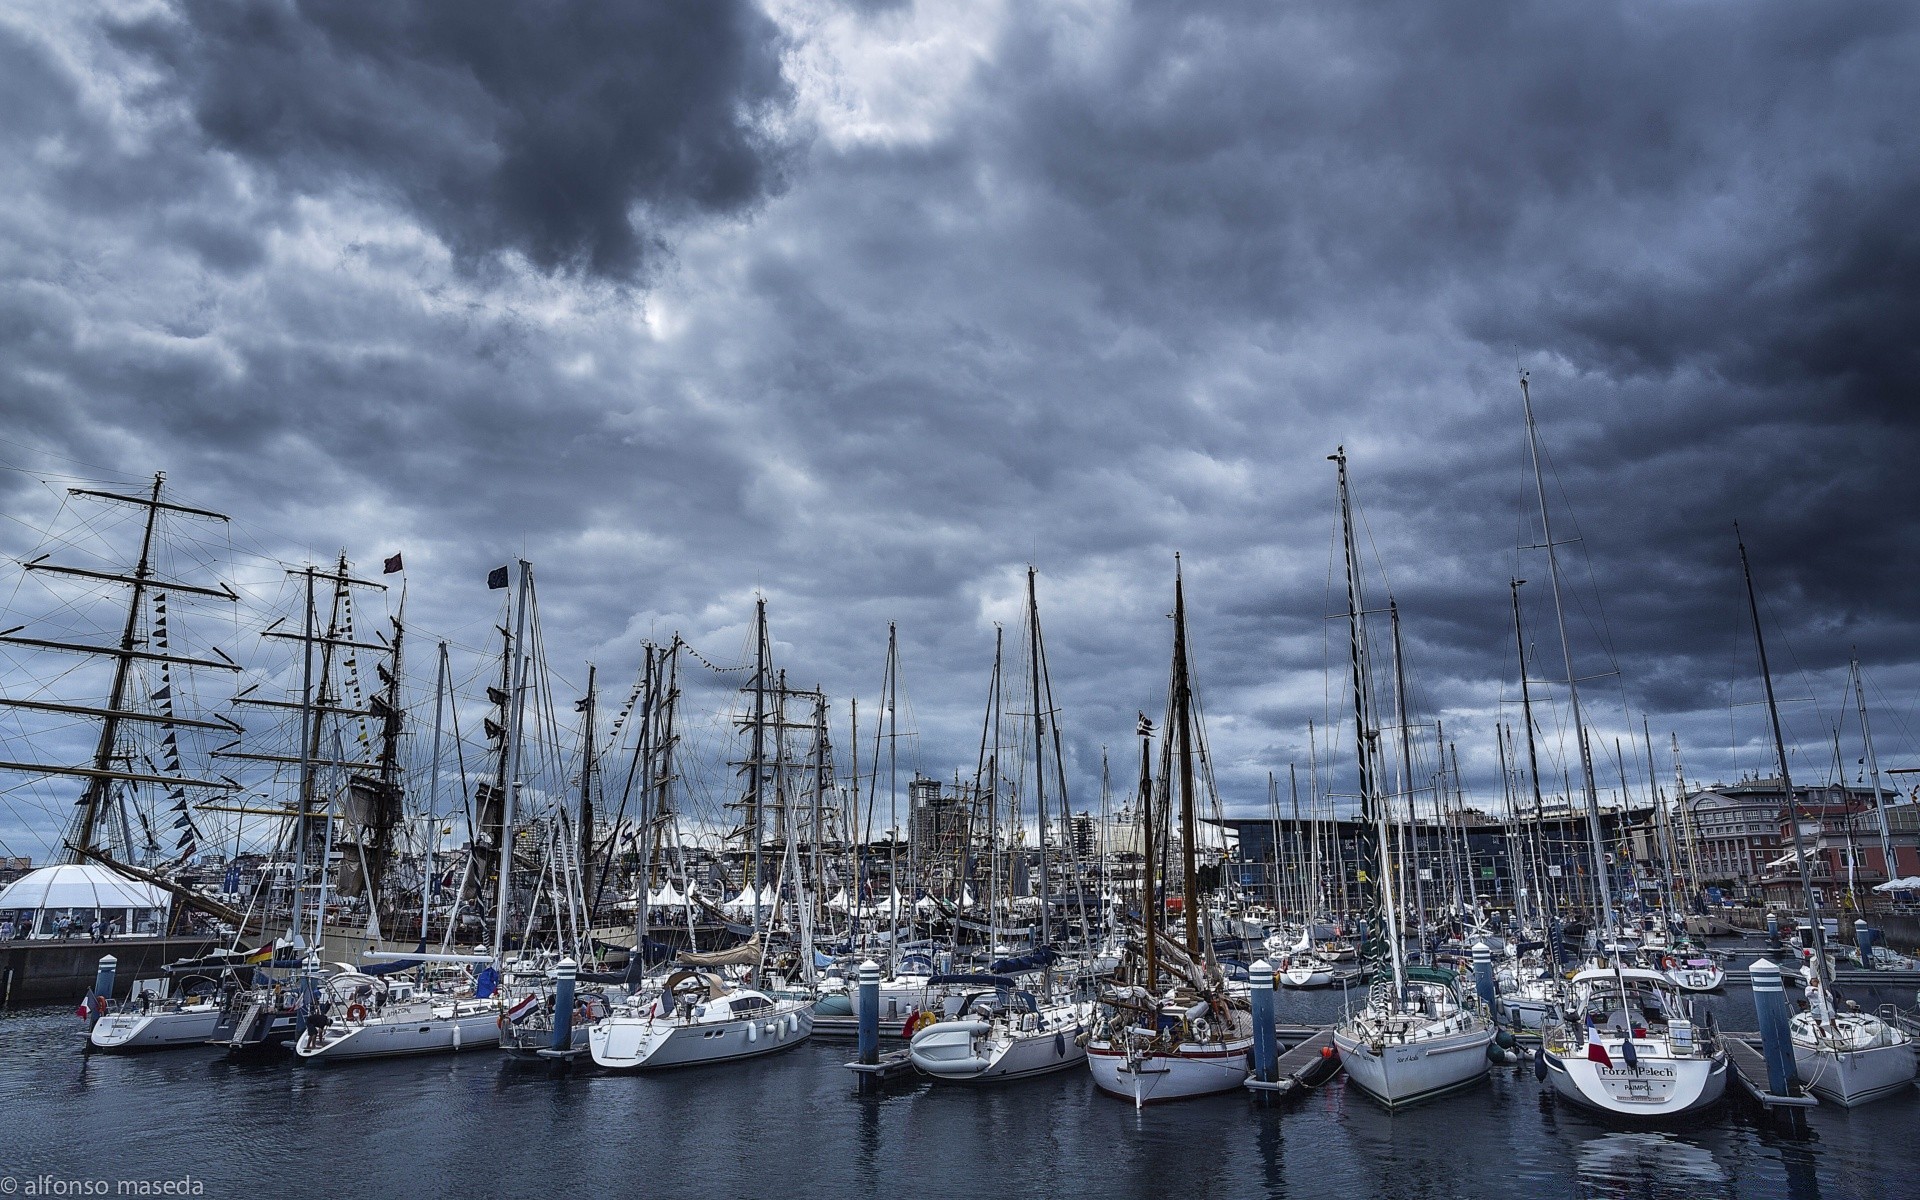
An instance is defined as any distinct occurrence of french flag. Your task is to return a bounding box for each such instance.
[505,994,540,1024]
[1586,1016,1612,1068]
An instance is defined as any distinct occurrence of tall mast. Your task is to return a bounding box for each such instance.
[1137,715,1158,991]
[492,561,534,965]
[1739,534,1827,976]
[1026,568,1053,950]
[1851,659,1896,883]
[1509,579,1555,919]
[291,567,317,947]
[751,598,769,931]
[1170,557,1202,954]
[422,641,450,943]
[1520,374,1615,936]
[886,622,900,969]
[578,664,598,914]
[1332,447,1406,1003]
[1389,599,1425,934]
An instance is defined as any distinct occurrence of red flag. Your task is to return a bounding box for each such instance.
[76,1001,90,1020]
[383,553,404,574]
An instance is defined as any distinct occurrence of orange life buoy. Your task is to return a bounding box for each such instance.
[346,1003,368,1023]
[902,1009,934,1038]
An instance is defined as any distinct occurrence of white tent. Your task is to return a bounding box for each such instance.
[1872,877,1920,892]
[654,881,685,908]
[0,864,170,937]
[827,888,851,913]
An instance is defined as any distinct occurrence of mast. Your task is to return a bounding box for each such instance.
[1137,714,1158,991]
[1739,533,1827,979]
[1510,577,1552,921]
[492,561,534,965]
[579,664,597,915]
[1851,659,1896,885]
[1520,374,1615,937]
[1389,599,1426,937]
[751,598,769,931]
[1170,557,1202,954]
[422,641,450,943]
[1332,447,1406,1004]
[1026,568,1053,950]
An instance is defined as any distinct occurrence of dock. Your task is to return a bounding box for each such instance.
[1245,1026,1340,1097]
[1722,1034,1817,1111]
[845,1046,916,1085]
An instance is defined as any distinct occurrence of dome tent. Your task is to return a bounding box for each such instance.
[0,864,170,937]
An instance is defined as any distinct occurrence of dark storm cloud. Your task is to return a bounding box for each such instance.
[112,0,798,281]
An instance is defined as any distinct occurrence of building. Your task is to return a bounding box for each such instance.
[1685,778,1917,904]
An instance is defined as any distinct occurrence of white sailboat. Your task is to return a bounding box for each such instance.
[1542,965,1727,1116]
[1789,978,1916,1107]
[908,977,1091,1082]
[1086,574,1254,1107]
[1324,449,1491,1109]
[588,967,813,1070]
[89,986,224,1052]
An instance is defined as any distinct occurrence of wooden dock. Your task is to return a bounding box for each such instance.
[1722,1035,1817,1111]
[1245,1026,1340,1097]
[844,1046,917,1085]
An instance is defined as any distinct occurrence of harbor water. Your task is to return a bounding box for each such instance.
[5,965,1916,1200]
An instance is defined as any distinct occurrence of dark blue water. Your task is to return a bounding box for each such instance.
[2,972,1913,1200]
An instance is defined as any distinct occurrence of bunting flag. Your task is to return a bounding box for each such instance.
[487,565,510,589]
[383,553,404,574]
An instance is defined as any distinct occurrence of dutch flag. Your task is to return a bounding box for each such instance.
[505,994,540,1024]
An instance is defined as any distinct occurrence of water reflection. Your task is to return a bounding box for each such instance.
[1574,1132,1730,1199]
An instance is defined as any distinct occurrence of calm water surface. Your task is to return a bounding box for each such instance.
[2,967,1914,1200]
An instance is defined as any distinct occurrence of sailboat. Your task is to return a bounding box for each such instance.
[1736,537,1915,1107]
[1086,562,1254,1107]
[297,560,560,1063]
[909,570,1093,1083]
[1509,380,1726,1118]
[1323,449,1492,1108]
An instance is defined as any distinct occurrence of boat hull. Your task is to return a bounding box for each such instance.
[1545,1049,1727,1118]
[588,1002,814,1071]
[909,1017,1087,1083]
[1792,1039,1917,1107]
[1332,1025,1491,1108]
[294,1004,502,1062]
[89,1004,222,1052]
[1086,1037,1252,1106]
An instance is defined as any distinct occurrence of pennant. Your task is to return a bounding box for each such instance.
[383,553,404,574]
[151,686,171,701]
[487,565,510,590]
[487,688,509,708]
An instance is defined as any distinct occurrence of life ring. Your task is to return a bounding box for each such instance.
[346,1003,368,1023]
[1190,1016,1212,1042]
[902,1009,931,1038]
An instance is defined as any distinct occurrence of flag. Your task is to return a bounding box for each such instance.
[240,944,274,966]
[383,553,404,574]
[1585,1016,1612,1068]
[487,565,510,589]
[505,994,540,1024]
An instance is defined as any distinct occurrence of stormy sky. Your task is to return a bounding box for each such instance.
[2,0,1917,857]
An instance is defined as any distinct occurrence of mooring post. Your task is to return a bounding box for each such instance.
[1750,957,1806,1134]
[89,954,117,1028]
[1472,942,1495,1011]
[857,959,881,1095]
[1855,919,1873,967]
[1765,909,1781,952]
[550,957,578,1053]
[1250,958,1278,1088]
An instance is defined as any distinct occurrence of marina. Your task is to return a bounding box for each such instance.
[2,1,1916,1197]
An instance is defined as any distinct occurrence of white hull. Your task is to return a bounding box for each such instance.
[1665,966,1724,992]
[1545,1050,1727,1117]
[1280,967,1333,989]
[589,1000,813,1071]
[295,1002,501,1062]
[89,1004,223,1052]
[1793,1035,1916,1107]
[1087,1037,1252,1106]
[909,1019,1087,1082]
[1333,1024,1491,1108]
